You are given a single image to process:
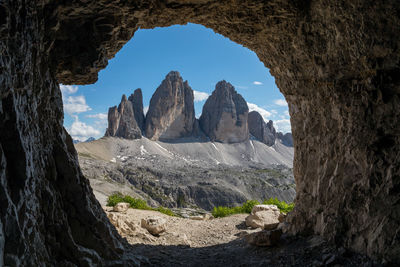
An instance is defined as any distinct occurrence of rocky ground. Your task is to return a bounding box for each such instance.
[107,207,380,267]
[76,137,295,210]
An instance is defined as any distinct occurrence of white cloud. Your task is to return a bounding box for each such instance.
[86,113,107,120]
[284,110,289,116]
[143,106,149,115]
[60,85,78,96]
[247,102,272,122]
[270,109,278,114]
[274,119,292,133]
[193,90,209,102]
[274,99,288,106]
[68,116,101,141]
[253,81,263,85]
[64,95,91,115]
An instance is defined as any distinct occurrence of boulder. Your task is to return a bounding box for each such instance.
[145,71,198,140]
[248,111,277,146]
[113,202,130,212]
[245,204,282,230]
[141,216,167,235]
[199,81,249,143]
[251,204,280,213]
[245,229,282,246]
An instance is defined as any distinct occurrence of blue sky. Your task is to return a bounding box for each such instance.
[61,23,290,141]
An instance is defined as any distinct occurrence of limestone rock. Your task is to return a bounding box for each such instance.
[199,81,249,143]
[245,210,281,230]
[248,111,277,146]
[113,202,130,212]
[245,229,282,247]
[141,217,167,235]
[129,88,146,133]
[145,71,198,140]
[105,95,142,139]
[251,204,280,214]
[277,132,293,147]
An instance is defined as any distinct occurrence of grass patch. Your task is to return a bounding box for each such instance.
[212,198,294,218]
[107,193,177,216]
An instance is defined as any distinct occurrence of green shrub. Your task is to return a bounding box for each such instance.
[106,193,176,216]
[212,200,260,218]
[263,197,294,213]
[212,199,294,218]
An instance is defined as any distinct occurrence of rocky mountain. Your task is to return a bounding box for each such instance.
[277,132,293,147]
[248,111,277,146]
[76,137,295,210]
[103,72,292,147]
[105,94,142,139]
[129,88,146,133]
[199,81,249,143]
[145,71,198,140]
[72,137,96,144]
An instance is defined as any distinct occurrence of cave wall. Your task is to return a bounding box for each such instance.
[1,0,399,264]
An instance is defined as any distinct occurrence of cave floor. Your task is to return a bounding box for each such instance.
[129,233,378,266]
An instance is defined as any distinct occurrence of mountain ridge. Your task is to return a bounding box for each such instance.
[105,71,292,146]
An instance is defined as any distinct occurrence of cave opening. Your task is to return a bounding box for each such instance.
[65,23,296,249]
[1,1,399,265]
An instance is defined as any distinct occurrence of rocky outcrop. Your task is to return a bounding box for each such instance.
[245,205,284,230]
[199,81,249,143]
[277,132,293,147]
[248,111,277,146]
[3,0,399,264]
[145,71,198,140]
[129,89,146,133]
[105,95,142,139]
[141,217,167,235]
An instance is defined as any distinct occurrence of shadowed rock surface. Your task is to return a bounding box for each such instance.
[145,71,198,140]
[105,94,142,139]
[248,111,277,146]
[129,88,146,133]
[277,132,293,147]
[200,81,249,143]
[1,0,399,264]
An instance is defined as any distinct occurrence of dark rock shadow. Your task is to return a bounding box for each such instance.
[127,235,377,267]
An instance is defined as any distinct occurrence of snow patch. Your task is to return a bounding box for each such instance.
[140,145,148,156]
[110,158,116,163]
[211,143,219,151]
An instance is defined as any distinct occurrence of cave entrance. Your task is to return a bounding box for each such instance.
[66,23,295,248]
[2,0,398,264]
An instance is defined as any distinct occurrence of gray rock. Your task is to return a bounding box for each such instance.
[277,132,293,147]
[245,229,282,246]
[145,71,198,140]
[141,217,167,235]
[248,111,277,146]
[199,81,249,143]
[129,88,146,133]
[105,94,142,139]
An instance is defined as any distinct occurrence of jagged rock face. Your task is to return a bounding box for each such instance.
[105,95,142,139]
[248,111,276,146]
[200,81,249,143]
[129,88,146,133]
[145,71,197,140]
[277,132,293,147]
[2,0,400,264]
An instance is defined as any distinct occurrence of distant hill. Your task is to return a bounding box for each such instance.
[73,137,96,144]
